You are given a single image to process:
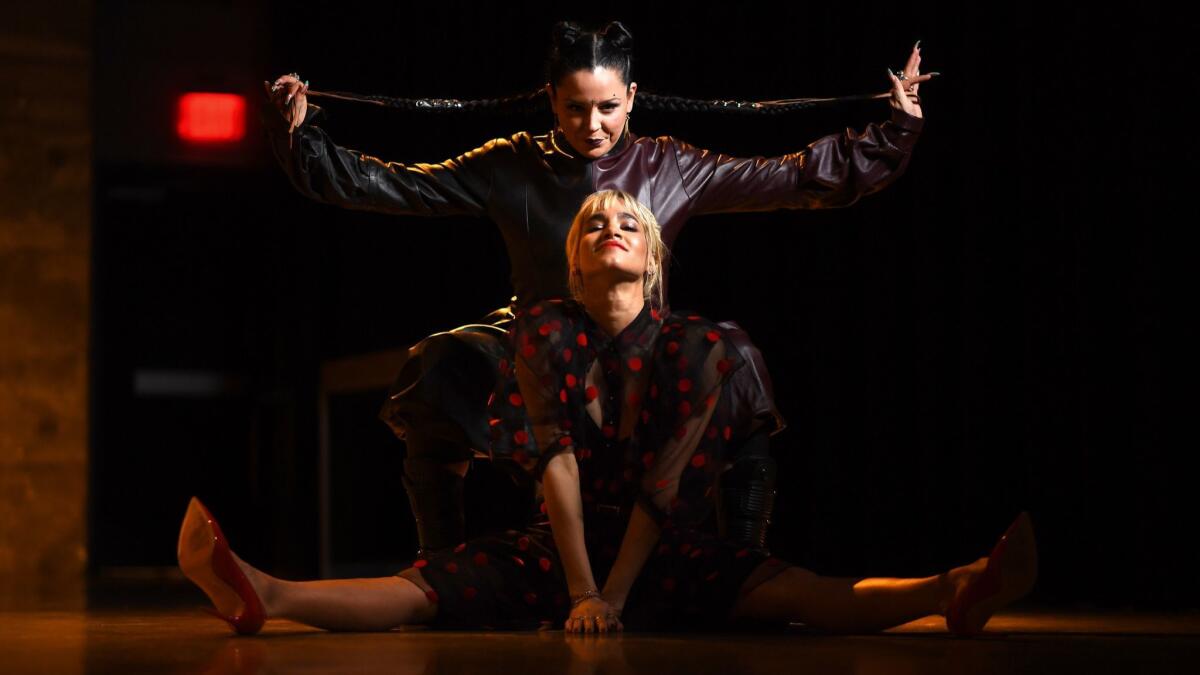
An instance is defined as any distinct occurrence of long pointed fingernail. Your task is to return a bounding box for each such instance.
[915,39,921,49]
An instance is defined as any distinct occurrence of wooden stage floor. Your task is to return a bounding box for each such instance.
[3,605,1198,675]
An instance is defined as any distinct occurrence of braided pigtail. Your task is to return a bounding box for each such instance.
[306,19,888,116]
[309,88,853,116]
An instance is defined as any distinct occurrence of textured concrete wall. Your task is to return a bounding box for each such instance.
[0,3,92,607]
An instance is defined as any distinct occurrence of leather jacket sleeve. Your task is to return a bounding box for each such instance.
[261,98,494,218]
[673,107,924,215]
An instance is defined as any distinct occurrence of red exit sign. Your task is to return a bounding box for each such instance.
[176,92,246,143]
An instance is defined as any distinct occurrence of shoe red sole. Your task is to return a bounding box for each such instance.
[178,497,265,635]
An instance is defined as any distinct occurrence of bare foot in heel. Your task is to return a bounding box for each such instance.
[944,512,1039,637]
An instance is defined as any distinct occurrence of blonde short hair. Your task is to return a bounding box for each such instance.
[565,190,667,309]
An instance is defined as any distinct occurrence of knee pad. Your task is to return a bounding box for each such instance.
[403,457,467,554]
[717,429,777,552]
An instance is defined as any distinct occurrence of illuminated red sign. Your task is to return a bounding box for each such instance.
[176,93,246,143]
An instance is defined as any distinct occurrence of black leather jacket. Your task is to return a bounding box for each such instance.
[261,99,924,304]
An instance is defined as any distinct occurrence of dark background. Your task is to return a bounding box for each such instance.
[87,0,1193,609]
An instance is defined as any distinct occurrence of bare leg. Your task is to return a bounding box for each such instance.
[234,553,438,632]
[730,558,988,633]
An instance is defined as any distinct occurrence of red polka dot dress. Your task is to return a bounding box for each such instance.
[397,299,792,630]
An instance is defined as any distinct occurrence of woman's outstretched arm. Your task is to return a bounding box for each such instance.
[673,44,933,215]
[261,75,495,218]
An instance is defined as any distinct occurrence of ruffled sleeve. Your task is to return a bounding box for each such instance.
[631,313,746,529]
[488,299,591,482]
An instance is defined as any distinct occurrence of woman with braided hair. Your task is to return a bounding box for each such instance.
[177,190,1037,635]
[260,21,929,576]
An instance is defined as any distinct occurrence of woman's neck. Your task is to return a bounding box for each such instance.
[581,279,644,338]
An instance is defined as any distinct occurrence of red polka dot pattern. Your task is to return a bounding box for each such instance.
[463,299,765,629]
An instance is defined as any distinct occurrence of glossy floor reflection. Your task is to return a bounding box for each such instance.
[3,607,1198,675]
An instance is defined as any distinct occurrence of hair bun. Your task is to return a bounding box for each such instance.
[600,21,634,52]
[552,21,584,48]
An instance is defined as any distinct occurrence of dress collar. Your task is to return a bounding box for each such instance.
[580,300,662,353]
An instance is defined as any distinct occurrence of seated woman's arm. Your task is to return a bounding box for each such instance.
[540,452,599,598]
[510,300,612,619]
[600,501,661,610]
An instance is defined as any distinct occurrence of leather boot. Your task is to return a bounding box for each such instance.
[717,426,777,553]
[402,456,466,555]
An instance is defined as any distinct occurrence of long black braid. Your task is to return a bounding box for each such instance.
[304,20,898,116]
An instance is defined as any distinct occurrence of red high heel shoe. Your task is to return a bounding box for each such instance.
[177,497,266,635]
[945,511,1038,637]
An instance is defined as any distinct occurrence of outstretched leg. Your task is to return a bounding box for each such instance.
[730,512,1037,634]
[729,560,984,633]
[231,552,438,632]
[179,497,438,633]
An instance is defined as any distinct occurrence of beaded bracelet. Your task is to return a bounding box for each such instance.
[570,589,600,608]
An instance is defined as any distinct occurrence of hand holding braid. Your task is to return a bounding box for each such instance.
[263,73,309,139]
[887,41,939,119]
